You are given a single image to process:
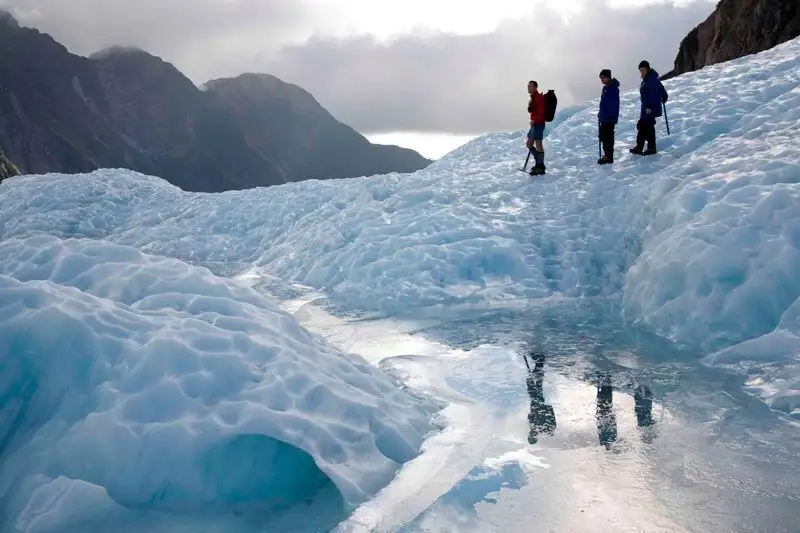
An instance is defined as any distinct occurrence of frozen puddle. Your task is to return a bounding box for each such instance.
[282,296,800,533]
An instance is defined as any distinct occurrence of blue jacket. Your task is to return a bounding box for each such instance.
[598,78,620,124]
[639,69,665,119]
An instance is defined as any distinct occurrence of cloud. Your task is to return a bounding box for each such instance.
[0,0,320,79]
[1,0,715,135]
[262,0,716,135]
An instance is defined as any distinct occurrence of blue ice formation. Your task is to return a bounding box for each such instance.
[0,234,438,527]
[1,34,799,532]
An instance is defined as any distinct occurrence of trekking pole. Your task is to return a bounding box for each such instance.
[522,353,530,370]
[598,121,601,159]
[663,102,670,135]
[519,149,531,172]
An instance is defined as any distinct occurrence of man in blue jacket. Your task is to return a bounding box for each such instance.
[631,60,667,155]
[597,69,619,164]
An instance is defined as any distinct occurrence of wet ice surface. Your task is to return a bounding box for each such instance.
[290,298,800,533]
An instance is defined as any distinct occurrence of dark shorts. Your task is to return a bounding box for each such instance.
[527,123,545,141]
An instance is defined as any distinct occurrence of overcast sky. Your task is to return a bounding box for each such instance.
[1,0,715,157]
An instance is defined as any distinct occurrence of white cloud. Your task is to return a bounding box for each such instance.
[304,0,583,39]
[261,0,716,134]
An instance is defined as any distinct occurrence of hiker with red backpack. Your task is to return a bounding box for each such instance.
[525,80,557,176]
[526,80,547,175]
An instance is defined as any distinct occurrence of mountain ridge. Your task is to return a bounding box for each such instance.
[0,11,431,192]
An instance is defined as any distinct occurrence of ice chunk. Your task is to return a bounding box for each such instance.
[0,235,436,521]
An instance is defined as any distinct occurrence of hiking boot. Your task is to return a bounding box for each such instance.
[629,147,643,155]
[641,148,657,155]
[530,149,546,175]
[598,155,613,164]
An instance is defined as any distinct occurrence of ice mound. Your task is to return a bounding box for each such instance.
[0,235,436,519]
[622,78,800,353]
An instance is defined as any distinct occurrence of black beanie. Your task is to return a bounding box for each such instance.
[599,69,611,78]
[638,60,650,70]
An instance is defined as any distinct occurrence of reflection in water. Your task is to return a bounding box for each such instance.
[634,384,657,444]
[634,384,655,428]
[524,351,557,445]
[594,373,658,448]
[522,352,657,448]
[596,372,618,449]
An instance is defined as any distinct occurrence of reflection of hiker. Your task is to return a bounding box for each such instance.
[595,372,617,449]
[526,80,547,176]
[525,351,557,444]
[630,60,667,155]
[634,384,655,428]
[597,69,620,164]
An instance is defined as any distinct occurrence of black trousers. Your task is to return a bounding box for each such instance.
[599,122,615,158]
[636,117,657,150]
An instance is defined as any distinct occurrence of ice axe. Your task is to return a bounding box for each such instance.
[663,102,670,135]
[598,121,602,159]
[519,149,532,173]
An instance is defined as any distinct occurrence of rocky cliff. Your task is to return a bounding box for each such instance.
[0,149,19,183]
[0,11,431,192]
[661,0,800,80]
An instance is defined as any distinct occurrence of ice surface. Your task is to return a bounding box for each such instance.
[1,35,800,531]
[0,235,437,528]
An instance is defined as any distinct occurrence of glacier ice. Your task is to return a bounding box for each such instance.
[0,235,438,527]
[1,34,800,531]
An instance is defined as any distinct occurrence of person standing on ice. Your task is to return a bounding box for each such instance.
[630,60,667,155]
[597,69,620,164]
[526,80,547,175]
